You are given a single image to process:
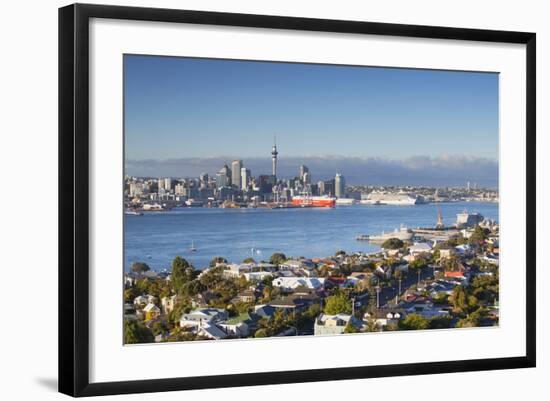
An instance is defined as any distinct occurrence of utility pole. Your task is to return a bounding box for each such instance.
[376,285,381,309]
[395,278,402,305]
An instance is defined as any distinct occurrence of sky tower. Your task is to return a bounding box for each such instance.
[271,135,278,178]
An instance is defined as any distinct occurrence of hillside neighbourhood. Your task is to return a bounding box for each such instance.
[124,222,499,344]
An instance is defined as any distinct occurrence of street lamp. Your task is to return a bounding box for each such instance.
[395,278,402,305]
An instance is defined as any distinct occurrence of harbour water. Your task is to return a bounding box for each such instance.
[124,201,498,271]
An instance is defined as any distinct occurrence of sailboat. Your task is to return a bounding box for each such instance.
[188,241,197,252]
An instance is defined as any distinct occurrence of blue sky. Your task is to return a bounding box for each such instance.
[124,55,499,186]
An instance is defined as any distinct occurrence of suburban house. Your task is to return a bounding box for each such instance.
[179,308,229,328]
[364,308,405,327]
[243,271,273,282]
[314,313,363,336]
[143,303,161,320]
[161,294,177,315]
[217,312,257,337]
[403,300,450,319]
[190,291,218,308]
[223,263,254,278]
[408,242,433,259]
[133,294,156,306]
[438,248,456,259]
[198,323,228,340]
[272,277,325,291]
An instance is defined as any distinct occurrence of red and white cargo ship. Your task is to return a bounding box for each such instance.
[291,195,336,208]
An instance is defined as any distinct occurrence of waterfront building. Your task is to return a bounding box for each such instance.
[258,174,276,195]
[216,164,231,188]
[241,167,251,191]
[174,182,186,196]
[231,160,243,189]
[157,177,165,192]
[322,179,335,196]
[335,173,346,198]
[129,182,143,197]
[317,180,325,195]
[456,212,484,228]
[164,177,172,192]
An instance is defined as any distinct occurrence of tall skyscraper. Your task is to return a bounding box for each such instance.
[231,160,243,189]
[299,165,310,184]
[271,137,278,178]
[335,173,346,198]
[164,177,172,192]
[216,164,231,188]
[158,177,165,192]
[241,167,251,191]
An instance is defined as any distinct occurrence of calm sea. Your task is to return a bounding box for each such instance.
[124,201,498,271]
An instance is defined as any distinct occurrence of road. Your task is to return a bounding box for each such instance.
[377,266,436,307]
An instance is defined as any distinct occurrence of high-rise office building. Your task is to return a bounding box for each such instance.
[216,164,231,188]
[231,160,243,189]
[164,177,172,192]
[323,179,335,196]
[241,167,251,191]
[335,173,345,198]
[299,165,309,183]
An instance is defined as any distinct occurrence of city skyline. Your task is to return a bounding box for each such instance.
[124,55,499,187]
[126,153,498,187]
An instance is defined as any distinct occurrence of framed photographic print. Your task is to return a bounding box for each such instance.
[58,3,536,397]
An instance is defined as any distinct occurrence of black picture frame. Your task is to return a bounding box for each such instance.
[59,3,536,397]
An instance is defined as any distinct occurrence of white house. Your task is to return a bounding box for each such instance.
[179,308,228,328]
[223,263,254,278]
[364,309,404,327]
[272,277,325,291]
[243,271,273,282]
[133,294,156,306]
[314,313,362,336]
[198,323,228,340]
[409,242,432,257]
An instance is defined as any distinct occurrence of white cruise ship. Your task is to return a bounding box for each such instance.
[361,191,423,206]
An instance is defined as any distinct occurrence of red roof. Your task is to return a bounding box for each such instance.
[327,276,347,284]
[444,271,465,278]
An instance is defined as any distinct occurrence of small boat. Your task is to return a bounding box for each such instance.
[355,234,370,241]
[188,241,197,252]
[124,209,143,216]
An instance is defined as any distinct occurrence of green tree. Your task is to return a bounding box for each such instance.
[269,252,287,266]
[254,328,268,338]
[468,225,489,246]
[209,256,228,267]
[124,320,154,344]
[398,313,430,330]
[381,238,404,250]
[363,316,381,332]
[242,257,256,263]
[171,256,195,294]
[344,322,359,333]
[131,262,150,274]
[429,316,452,329]
[324,292,352,315]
